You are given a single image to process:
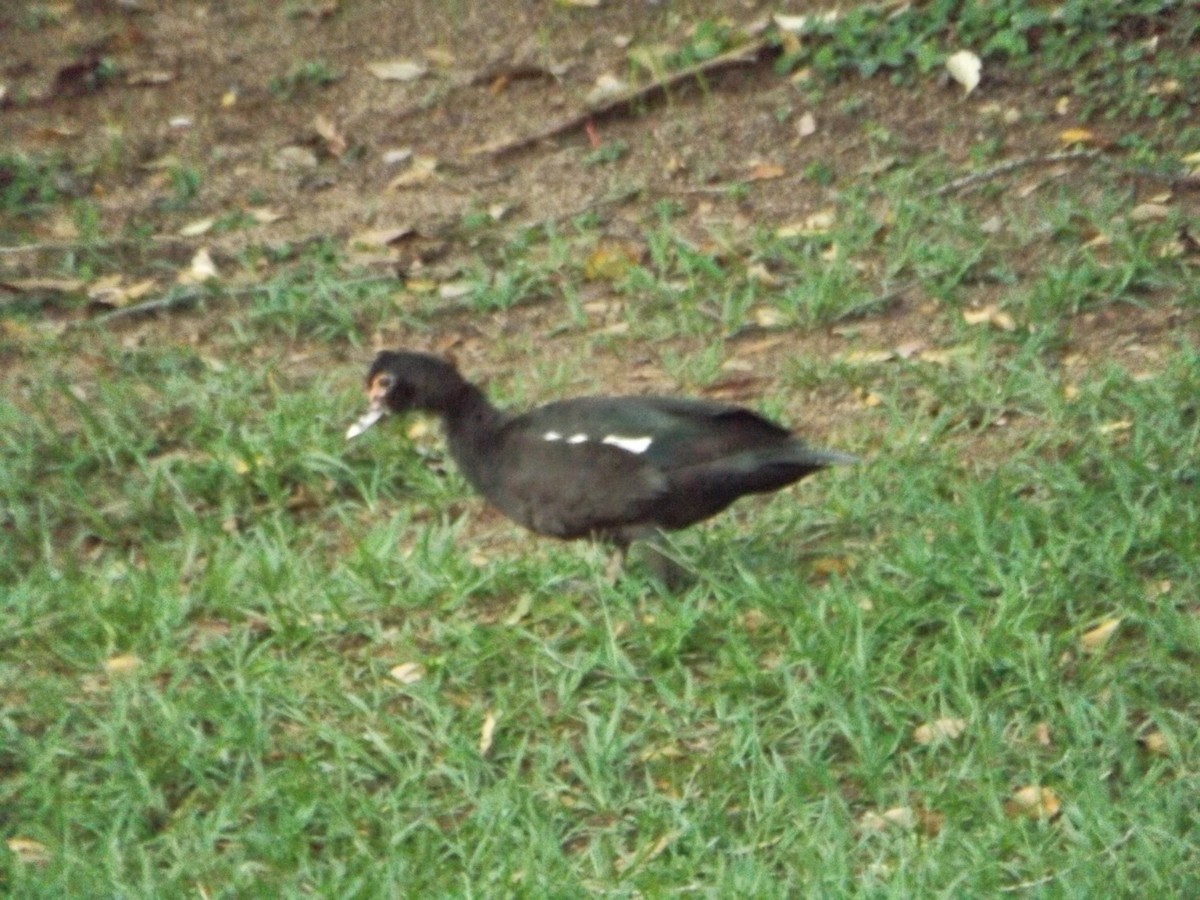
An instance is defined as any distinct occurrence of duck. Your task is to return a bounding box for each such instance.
[347,350,854,585]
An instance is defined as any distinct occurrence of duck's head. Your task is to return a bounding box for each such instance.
[346,350,464,439]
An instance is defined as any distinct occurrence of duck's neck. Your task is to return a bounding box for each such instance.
[441,382,508,492]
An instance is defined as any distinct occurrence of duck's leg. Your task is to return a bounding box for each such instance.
[633,531,695,591]
[604,541,628,584]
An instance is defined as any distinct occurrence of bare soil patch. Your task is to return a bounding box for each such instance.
[2,2,1196,403]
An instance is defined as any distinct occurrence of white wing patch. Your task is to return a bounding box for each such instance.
[602,434,653,454]
[542,430,652,454]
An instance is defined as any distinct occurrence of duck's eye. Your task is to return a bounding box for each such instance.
[375,374,394,391]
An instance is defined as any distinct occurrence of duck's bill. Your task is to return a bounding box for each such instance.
[346,405,386,439]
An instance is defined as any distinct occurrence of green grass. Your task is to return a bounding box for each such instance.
[3,1,1200,895]
[2,298,1197,897]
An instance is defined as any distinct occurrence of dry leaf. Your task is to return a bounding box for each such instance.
[615,830,679,874]
[917,346,971,366]
[913,717,967,745]
[1158,230,1194,258]
[584,242,641,280]
[503,593,534,626]
[734,335,785,356]
[811,555,854,577]
[368,59,427,82]
[438,281,473,301]
[945,50,982,94]
[1129,202,1170,222]
[796,111,817,138]
[840,352,897,367]
[271,145,318,171]
[1005,785,1061,820]
[752,306,787,328]
[88,277,156,308]
[0,276,85,294]
[387,156,438,190]
[313,114,347,158]
[479,710,498,755]
[423,47,456,67]
[1079,617,1121,652]
[1140,730,1168,755]
[1098,420,1132,435]
[6,837,50,865]
[104,653,141,674]
[745,262,781,286]
[962,305,1017,331]
[860,806,915,832]
[859,155,897,176]
[856,389,883,408]
[229,454,261,475]
[350,226,415,249]
[249,207,286,224]
[639,743,685,762]
[777,208,836,237]
[1033,722,1052,746]
[1058,127,1095,145]
[915,806,946,836]
[1015,179,1043,199]
[773,12,810,32]
[961,307,992,325]
[126,70,174,86]
[739,609,768,633]
[179,248,218,284]
[774,9,839,33]
[748,161,786,181]
[179,217,215,237]
[382,148,414,166]
[389,662,426,684]
[587,73,628,106]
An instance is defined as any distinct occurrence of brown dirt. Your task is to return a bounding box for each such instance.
[1,1,1196,415]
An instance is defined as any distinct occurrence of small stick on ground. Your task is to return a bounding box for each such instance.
[997,827,1137,894]
[88,288,208,324]
[932,148,1103,197]
[478,37,777,159]
[83,275,397,327]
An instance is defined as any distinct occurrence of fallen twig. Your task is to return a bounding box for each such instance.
[932,148,1103,197]
[81,275,398,327]
[87,288,208,324]
[997,827,1137,894]
[0,234,197,255]
[478,37,777,158]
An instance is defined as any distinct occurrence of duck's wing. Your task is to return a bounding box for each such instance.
[480,425,670,541]
[519,396,796,471]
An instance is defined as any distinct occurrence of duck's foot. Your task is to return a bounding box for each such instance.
[604,545,627,585]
